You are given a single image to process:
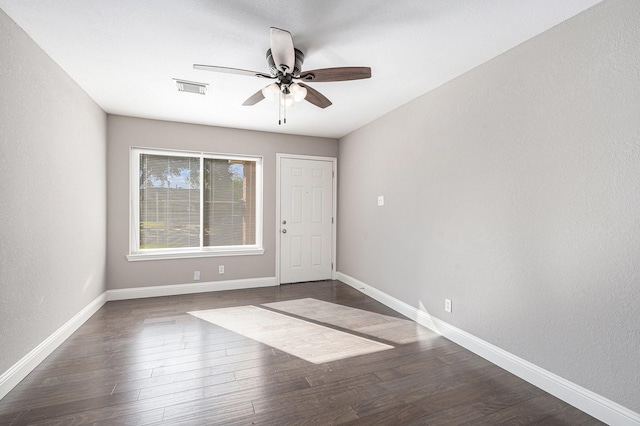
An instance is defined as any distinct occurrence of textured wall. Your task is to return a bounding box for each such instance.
[338,0,639,413]
[0,10,107,374]
[106,115,337,290]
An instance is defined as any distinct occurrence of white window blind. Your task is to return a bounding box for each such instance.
[139,154,201,249]
[130,148,263,260]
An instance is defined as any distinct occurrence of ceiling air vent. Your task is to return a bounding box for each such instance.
[174,79,208,95]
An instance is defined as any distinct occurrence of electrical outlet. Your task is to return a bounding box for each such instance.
[193,271,200,281]
[445,299,452,313]
[377,195,385,206]
[219,265,224,274]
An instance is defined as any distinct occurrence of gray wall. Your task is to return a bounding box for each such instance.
[107,115,337,290]
[338,0,639,413]
[0,10,107,374]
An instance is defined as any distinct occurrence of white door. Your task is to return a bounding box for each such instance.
[279,157,334,284]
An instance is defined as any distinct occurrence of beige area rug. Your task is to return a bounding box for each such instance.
[263,298,434,344]
[189,305,393,364]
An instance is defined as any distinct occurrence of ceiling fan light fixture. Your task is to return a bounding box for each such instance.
[261,83,280,99]
[290,83,307,102]
[279,93,295,108]
[173,79,208,95]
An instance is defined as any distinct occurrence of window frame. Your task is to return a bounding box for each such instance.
[128,147,264,261]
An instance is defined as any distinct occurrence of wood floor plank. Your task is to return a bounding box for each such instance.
[160,376,311,421]
[469,393,570,425]
[227,403,360,425]
[343,403,430,425]
[0,281,603,425]
[155,400,255,425]
[251,373,382,415]
[112,366,220,394]
[230,380,368,425]
[24,397,165,426]
[530,403,609,425]
[0,389,141,426]
[149,347,288,378]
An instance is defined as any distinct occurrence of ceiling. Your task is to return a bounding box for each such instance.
[1,0,602,139]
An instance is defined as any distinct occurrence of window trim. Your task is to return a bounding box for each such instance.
[128,147,264,261]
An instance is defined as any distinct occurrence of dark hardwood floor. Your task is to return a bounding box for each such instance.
[0,281,602,425]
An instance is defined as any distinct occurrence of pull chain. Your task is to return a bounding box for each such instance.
[278,92,288,125]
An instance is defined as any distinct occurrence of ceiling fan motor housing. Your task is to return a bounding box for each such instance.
[266,48,304,76]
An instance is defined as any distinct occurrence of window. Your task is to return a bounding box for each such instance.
[129,148,263,260]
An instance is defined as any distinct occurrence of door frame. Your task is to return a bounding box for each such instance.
[275,153,337,285]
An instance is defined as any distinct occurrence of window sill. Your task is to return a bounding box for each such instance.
[127,248,265,262]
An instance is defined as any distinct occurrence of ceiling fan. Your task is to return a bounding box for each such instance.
[194,27,371,124]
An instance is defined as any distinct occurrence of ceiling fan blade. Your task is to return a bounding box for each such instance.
[193,64,273,79]
[242,89,266,106]
[269,27,295,73]
[299,83,332,109]
[298,67,371,82]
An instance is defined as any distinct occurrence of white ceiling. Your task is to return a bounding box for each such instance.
[1,0,601,139]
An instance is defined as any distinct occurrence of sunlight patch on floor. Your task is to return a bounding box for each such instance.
[263,298,435,344]
[189,305,393,364]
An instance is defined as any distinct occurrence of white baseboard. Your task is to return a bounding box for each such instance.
[0,293,107,400]
[106,277,278,301]
[0,276,278,401]
[336,271,640,426]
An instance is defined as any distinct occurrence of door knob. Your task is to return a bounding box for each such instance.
[282,220,287,225]
[282,229,287,233]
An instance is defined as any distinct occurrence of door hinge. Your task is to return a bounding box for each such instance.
[332,171,335,178]
[332,217,334,224]
[331,263,334,270]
